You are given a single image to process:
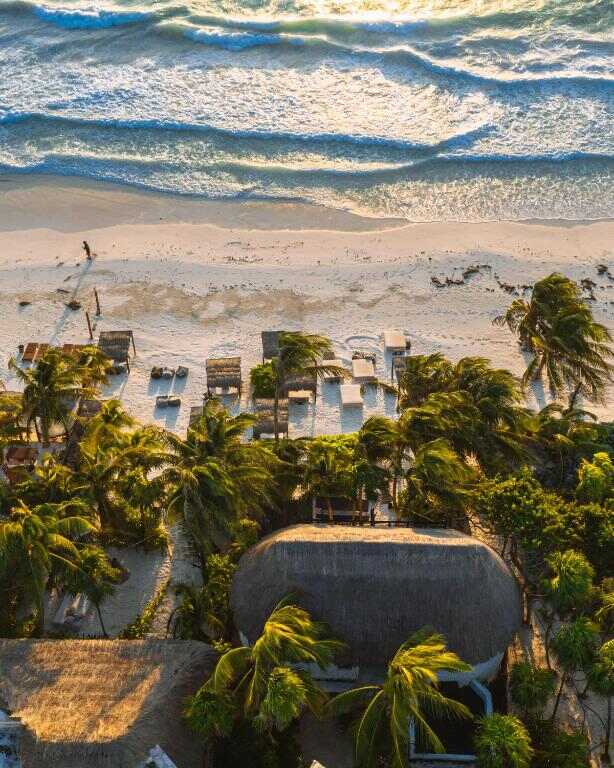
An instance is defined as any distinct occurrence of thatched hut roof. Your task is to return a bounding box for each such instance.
[261,330,284,361]
[252,398,288,439]
[231,525,522,667]
[283,372,317,396]
[0,639,215,768]
[206,357,242,391]
[98,331,134,363]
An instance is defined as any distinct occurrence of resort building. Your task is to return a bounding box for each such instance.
[0,640,215,768]
[231,524,523,762]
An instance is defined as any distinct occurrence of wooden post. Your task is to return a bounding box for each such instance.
[85,311,93,340]
[94,288,101,316]
[130,331,136,356]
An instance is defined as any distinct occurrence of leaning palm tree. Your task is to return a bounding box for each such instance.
[329,629,471,768]
[9,348,82,444]
[162,399,273,569]
[494,273,613,404]
[397,353,454,409]
[0,500,94,634]
[206,596,343,727]
[271,332,345,442]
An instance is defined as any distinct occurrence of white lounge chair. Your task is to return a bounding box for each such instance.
[352,358,376,382]
[322,359,346,383]
[340,384,363,407]
[383,330,407,352]
[288,390,312,403]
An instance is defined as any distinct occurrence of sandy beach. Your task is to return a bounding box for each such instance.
[1,174,613,435]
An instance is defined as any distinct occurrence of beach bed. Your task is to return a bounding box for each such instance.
[283,371,317,400]
[206,357,242,396]
[97,330,135,372]
[287,389,311,404]
[21,342,50,363]
[340,384,363,407]
[322,359,347,383]
[253,397,289,439]
[383,330,407,352]
[351,358,377,383]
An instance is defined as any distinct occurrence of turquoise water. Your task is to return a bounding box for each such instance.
[1,0,613,220]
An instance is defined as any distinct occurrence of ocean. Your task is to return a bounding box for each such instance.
[1,0,613,221]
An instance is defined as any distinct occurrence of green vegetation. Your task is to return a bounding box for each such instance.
[120,578,169,639]
[329,629,471,767]
[0,273,612,766]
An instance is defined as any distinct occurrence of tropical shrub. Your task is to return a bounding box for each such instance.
[474,713,533,768]
[250,363,276,398]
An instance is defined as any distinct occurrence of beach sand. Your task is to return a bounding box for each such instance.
[1,174,613,435]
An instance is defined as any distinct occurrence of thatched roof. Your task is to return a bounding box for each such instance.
[283,372,317,396]
[206,357,242,390]
[0,639,215,768]
[231,525,522,666]
[261,330,284,361]
[252,398,288,439]
[98,331,134,363]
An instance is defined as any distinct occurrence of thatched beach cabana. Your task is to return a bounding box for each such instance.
[252,397,289,439]
[231,525,522,679]
[205,356,242,395]
[0,639,215,768]
[261,330,284,362]
[98,331,135,371]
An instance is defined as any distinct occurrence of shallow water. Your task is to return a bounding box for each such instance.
[1,0,613,220]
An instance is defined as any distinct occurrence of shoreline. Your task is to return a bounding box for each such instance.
[2,173,614,234]
[0,174,612,434]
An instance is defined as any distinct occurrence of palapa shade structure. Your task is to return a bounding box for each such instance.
[261,330,284,362]
[252,397,288,439]
[231,525,522,669]
[0,639,215,768]
[97,331,135,365]
[206,356,242,394]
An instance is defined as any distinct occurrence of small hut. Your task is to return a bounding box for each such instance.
[232,524,522,679]
[252,398,288,439]
[0,639,215,768]
[261,330,285,363]
[97,331,135,372]
[205,357,242,396]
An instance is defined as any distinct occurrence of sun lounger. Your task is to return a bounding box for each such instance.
[21,343,51,363]
[351,358,376,382]
[322,359,346,383]
[4,445,38,467]
[383,330,407,352]
[340,384,363,407]
[283,372,317,398]
[161,367,174,380]
[156,395,181,408]
[288,389,311,403]
[175,365,189,378]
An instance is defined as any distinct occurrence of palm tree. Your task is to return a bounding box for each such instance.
[397,353,454,409]
[9,349,82,444]
[474,714,533,768]
[162,399,273,569]
[494,273,613,403]
[509,661,556,720]
[73,345,112,394]
[271,332,344,442]
[329,629,471,768]
[64,544,120,637]
[541,550,595,667]
[206,597,343,729]
[0,500,94,634]
[587,640,614,763]
[550,617,599,721]
[303,435,356,521]
[401,438,474,527]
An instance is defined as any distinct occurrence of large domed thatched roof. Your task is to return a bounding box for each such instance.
[231,525,522,667]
